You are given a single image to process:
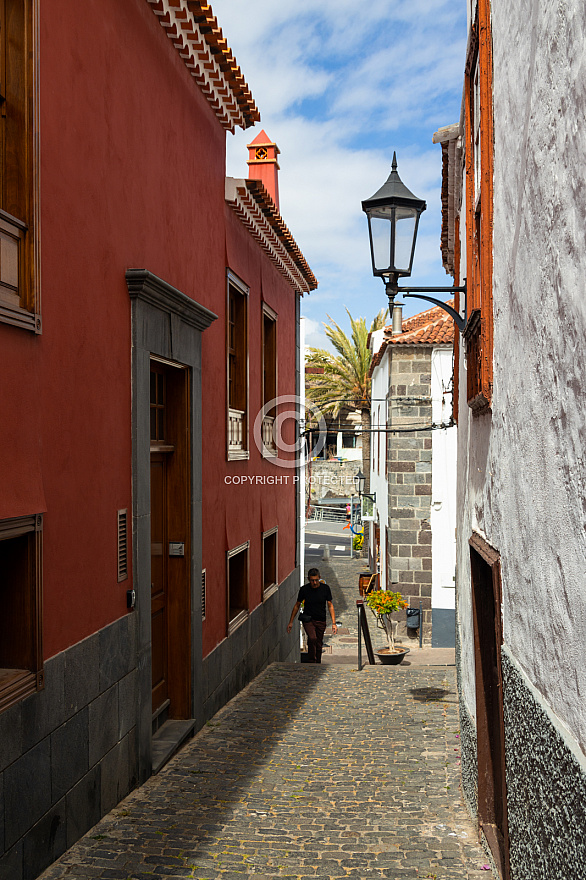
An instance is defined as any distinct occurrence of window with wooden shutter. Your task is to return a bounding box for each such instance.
[261,303,277,456]
[227,541,249,633]
[262,527,278,598]
[464,1,494,414]
[227,271,249,459]
[0,0,40,332]
[0,513,43,712]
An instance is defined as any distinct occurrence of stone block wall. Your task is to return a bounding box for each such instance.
[307,460,361,501]
[0,615,138,880]
[0,572,300,880]
[387,347,433,646]
[201,569,299,723]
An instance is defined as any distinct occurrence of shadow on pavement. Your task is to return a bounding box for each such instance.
[41,664,332,879]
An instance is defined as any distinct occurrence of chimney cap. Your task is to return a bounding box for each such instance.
[247,128,280,155]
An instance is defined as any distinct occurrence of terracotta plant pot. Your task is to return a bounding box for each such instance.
[375,647,410,665]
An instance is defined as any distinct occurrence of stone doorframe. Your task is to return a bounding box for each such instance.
[126,269,216,783]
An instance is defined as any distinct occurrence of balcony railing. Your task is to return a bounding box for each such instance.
[261,414,276,456]
[228,408,246,456]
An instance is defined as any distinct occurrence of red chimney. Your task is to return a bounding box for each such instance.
[247,129,280,211]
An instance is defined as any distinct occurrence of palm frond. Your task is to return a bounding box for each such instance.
[305,308,387,416]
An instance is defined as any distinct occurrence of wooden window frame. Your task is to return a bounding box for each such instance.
[464,1,494,414]
[0,0,41,333]
[261,302,278,458]
[262,527,278,599]
[226,270,249,460]
[227,540,249,633]
[201,568,206,621]
[0,513,43,713]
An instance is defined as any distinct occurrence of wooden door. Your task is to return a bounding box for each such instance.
[470,534,510,880]
[151,453,168,714]
[150,360,191,722]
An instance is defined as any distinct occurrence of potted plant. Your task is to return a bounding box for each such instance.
[364,589,410,664]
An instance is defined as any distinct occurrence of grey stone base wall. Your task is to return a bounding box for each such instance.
[201,568,300,724]
[0,614,138,880]
[502,649,586,880]
[455,605,478,820]
[457,691,478,821]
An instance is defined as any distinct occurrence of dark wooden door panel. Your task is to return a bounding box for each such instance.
[470,535,510,880]
[151,455,168,714]
[149,360,192,723]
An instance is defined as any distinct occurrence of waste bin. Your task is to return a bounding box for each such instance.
[359,571,376,596]
[406,607,421,629]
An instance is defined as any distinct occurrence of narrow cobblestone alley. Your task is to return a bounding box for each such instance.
[40,662,492,880]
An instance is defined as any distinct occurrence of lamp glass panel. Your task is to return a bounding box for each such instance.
[361,495,375,520]
[393,206,417,272]
[369,208,392,273]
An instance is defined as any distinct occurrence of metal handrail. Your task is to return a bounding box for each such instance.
[357,600,375,669]
[307,505,347,523]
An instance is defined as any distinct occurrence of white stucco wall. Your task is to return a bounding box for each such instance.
[430,347,457,610]
[335,431,362,461]
[457,0,586,751]
[370,329,389,590]
[300,317,306,586]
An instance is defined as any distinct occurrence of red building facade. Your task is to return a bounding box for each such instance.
[0,1,315,876]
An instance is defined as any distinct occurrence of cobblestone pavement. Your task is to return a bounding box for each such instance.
[40,663,492,880]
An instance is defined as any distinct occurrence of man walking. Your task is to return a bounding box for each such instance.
[287,567,337,663]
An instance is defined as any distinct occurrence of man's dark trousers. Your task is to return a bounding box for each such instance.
[303,620,327,663]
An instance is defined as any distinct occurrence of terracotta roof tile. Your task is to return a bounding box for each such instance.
[369,302,454,376]
[187,1,260,128]
[387,302,455,346]
[226,177,317,293]
[146,0,260,132]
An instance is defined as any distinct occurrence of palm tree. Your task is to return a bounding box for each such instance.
[305,308,388,491]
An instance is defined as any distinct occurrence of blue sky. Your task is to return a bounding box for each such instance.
[212,0,467,349]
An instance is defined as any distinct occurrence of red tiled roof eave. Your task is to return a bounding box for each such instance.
[146,0,260,132]
[243,179,317,291]
[186,1,260,128]
[226,177,317,294]
[385,302,455,346]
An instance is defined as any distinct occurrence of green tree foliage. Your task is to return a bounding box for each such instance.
[305,308,388,490]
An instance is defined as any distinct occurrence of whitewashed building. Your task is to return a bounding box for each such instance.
[369,306,456,646]
[436,0,586,876]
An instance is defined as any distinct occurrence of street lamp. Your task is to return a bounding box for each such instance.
[353,469,375,503]
[362,153,467,332]
[354,468,376,524]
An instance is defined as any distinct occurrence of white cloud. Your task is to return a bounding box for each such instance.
[301,317,329,350]
[214,0,467,333]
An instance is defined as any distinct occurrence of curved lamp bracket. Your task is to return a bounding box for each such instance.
[385,279,467,334]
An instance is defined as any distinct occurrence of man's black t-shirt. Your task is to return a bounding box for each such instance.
[297,581,332,622]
